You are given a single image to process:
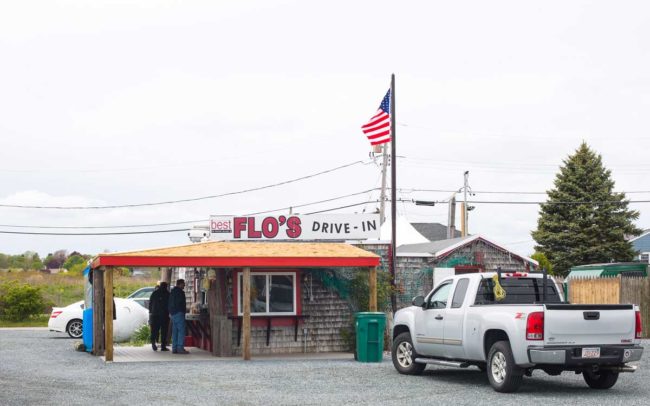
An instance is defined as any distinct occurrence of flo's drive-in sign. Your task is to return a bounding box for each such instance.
[209,214,380,241]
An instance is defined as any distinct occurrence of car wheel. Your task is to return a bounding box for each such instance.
[487,341,523,393]
[66,319,83,338]
[391,332,426,375]
[583,369,619,389]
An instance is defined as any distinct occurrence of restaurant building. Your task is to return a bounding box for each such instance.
[89,214,382,361]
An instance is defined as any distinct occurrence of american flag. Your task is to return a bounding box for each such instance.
[361,89,391,146]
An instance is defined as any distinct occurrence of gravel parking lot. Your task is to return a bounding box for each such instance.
[1,329,648,406]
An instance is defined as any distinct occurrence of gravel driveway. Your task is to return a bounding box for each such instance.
[1,329,648,405]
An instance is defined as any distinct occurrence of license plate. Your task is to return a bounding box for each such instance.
[582,347,600,358]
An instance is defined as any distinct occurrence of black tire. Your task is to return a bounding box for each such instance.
[583,370,619,389]
[66,319,83,338]
[391,332,426,375]
[487,340,523,393]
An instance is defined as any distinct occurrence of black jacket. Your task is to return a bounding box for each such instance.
[168,286,186,315]
[149,287,170,317]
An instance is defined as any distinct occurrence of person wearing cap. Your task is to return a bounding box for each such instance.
[148,281,170,351]
[168,279,189,354]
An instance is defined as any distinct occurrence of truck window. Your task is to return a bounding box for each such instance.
[427,282,452,309]
[451,278,469,308]
[474,277,562,305]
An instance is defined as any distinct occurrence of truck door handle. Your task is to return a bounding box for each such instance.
[583,311,600,320]
[435,315,443,320]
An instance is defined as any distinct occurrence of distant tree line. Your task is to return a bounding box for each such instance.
[0,249,92,274]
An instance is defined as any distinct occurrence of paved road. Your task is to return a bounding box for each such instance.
[1,329,647,405]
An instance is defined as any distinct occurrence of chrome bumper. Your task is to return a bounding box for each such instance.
[528,345,644,365]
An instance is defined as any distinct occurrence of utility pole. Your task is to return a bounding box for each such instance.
[462,171,469,237]
[389,74,397,315]
[447,194,456,239]
[378,143,389,225]
[460,201,466,237]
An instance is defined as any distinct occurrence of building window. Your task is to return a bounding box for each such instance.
[238,272,296,315]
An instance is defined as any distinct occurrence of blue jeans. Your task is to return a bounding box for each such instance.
[170,312,186,351]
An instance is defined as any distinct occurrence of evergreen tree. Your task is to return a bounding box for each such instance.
[532,143,641,276]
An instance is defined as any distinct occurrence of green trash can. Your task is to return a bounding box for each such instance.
[355,312,386,362]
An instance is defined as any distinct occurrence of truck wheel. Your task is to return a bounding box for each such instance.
[583,370,619,389]
[487,341,523,393]
[391,332,426,375]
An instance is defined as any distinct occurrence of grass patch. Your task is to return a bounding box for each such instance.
[0,271,157,310]
[0,314,49,327]
[120,323,150,347]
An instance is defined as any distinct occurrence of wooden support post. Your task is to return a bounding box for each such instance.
[242,267,251,360]
[104,267,114,362]
[161,267,172,285]
[92,268,105,356]
[369,267,378,312]
[209,270,232,356]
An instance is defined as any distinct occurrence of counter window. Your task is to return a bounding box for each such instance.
[238,272,296,315]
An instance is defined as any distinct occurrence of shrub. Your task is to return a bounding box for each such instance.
[347,269,394,313]
[128,323,151,346]
[341,270,394,351]
[0,281,48,321]
[531,252,554,275]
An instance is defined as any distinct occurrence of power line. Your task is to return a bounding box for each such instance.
[503,239,535,245]
[402,155,650,169]
[2,196,648,236]
[4,194,647,230]
[305,201,378,215]
[400,188,650,195]
[0,160,371,210]
[244,189,379,216]
[0,200,386,235]
[0,219,204,229]
[466,200,650,205]
[0,229,188,236]
[401,160,650,175]
[304,198,416,215]
[0,189,380,229]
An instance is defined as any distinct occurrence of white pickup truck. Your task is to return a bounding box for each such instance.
[391,271,644,392]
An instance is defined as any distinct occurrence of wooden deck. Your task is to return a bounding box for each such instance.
[102,345,355,363]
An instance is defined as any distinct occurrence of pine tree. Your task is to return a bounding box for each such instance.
[532,143,641,276]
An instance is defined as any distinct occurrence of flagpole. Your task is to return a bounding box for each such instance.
[390,73,397,314]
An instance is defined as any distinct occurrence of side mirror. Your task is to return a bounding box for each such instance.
[412,296,425,307]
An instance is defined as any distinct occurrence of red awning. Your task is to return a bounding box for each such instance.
[92,241,380,269]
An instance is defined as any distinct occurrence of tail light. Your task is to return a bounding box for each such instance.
[636,311,643,339]
[50,311,62,318]
[526,311,544,340]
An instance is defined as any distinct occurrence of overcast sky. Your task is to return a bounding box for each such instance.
[1,0,648,258]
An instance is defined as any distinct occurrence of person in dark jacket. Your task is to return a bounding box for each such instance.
[148,282,170,351]
[168,279,189,354]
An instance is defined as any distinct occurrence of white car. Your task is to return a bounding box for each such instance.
[127,286,155,309]
[48,298,149,342]
[49,301,85,338]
